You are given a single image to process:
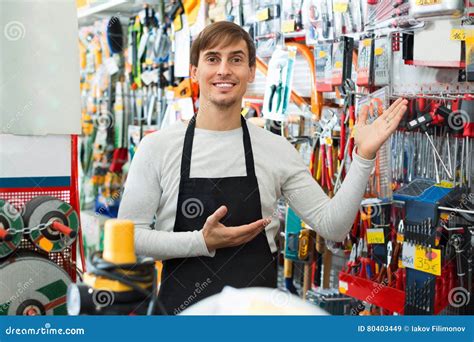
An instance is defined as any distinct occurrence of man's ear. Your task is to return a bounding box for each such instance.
[248,65,256,83]
[191,64,198,82]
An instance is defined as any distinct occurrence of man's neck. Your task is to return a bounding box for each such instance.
[195,99,242,131]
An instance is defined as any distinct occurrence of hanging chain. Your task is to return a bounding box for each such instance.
[6,222,51,235]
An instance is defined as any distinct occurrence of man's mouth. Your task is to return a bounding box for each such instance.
[212,81,237,89]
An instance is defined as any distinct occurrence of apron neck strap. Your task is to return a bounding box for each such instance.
[181,115,256,179]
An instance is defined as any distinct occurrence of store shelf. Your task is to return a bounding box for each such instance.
[77,0,144,26]
[339,271,406,314]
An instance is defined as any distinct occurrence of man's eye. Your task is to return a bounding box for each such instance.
[207,57,218,63]
[232,57,243,63]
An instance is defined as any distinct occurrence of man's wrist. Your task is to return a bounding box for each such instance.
[355,147,376,160]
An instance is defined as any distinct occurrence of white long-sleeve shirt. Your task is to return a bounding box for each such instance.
[118,119,375,261]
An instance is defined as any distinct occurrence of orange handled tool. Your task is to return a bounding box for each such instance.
[0,228,13,242]
[51,221,77,239]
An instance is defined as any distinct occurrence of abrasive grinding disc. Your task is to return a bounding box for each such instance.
[0,199,24,259]
[0,254,72,315]
[23,196,79,253]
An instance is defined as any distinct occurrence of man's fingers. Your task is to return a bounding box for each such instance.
[382,98,407,119]
[207,205,228,225]
[357,104,369,126]
[386,103,408,132]
[228,217,271,239]
[241,217,271,232]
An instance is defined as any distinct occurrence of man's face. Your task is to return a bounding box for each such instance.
[191,39,256,109]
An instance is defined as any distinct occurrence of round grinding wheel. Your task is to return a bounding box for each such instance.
[0,254,71,315]
[0,199,24,259]
[23,197,79,253]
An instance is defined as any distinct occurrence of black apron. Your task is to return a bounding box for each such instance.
[158,115,277,314]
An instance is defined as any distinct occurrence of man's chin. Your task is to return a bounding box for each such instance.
[209,98,238,109]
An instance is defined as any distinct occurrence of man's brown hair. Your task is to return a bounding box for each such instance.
[190,21,256,67]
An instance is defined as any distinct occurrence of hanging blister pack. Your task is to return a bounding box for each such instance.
[331,40,344,85]
[281,0,304,34]
[332,0,362,35]
[302,0,334,45]
[262,47,297,121]
[349,0,365,33]
[241,0,256,37]
[255,0,281,57]
[226,0,256,27]
[331,36,354,86]
[373,36,391,86]
[409,0,465,19]
[315,43,333,92]
[356,36,374,86]
[366,0,409,28]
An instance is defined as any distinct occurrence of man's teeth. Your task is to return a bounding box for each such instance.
[214,83,234,88]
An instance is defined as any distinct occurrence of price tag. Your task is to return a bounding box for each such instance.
[450,29,474,41]
[282,20,296,33]
[319,50,327,58]
[374,47,384,56]
[334,61,343,69]
[414,246,441,276]
[366,228,385,244]
[333,2,349,13]
[338,280,348,294]
[402,242,415,269]
[415,0,441,5]
[437,180,455,188]
[256,8,270,22]
[451,29,466,41]
[363,39,372,47]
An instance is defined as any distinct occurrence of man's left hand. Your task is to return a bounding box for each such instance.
[354,97,408,160]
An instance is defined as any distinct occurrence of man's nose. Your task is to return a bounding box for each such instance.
[217,60,232,76]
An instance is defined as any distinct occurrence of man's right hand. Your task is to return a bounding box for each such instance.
[202,206,271,252]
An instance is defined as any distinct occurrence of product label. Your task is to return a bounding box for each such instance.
[415,0,441,5]
[282,20,296,33]
[367,228,385,244]
[339,280,348,294]
[414,246,441,276]
[256,8,270,21]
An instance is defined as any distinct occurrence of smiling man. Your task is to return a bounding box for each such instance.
[118,21,408,314]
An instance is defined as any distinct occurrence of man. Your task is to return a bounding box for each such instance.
[118,21,408,314]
